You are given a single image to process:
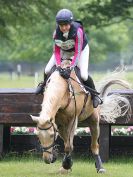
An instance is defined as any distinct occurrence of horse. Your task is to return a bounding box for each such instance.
[31,61,131,174]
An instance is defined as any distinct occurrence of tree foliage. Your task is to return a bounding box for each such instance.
[79,0,133,27]
[0,0,59,38]
[0,0,61,61]
[0,0,132,64]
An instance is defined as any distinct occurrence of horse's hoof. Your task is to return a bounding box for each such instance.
[59,167,71,174]
[97,168,106,173]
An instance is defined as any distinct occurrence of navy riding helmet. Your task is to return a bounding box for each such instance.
[56,9,74,25]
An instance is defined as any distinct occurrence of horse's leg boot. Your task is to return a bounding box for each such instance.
[62,154,73,170]
[93,154,106,173]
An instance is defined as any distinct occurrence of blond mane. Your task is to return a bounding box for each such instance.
[39,71,68,124]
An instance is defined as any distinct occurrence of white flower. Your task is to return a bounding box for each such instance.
[14,127,21,132]
[21,127,28,133]
[34,128,38,135]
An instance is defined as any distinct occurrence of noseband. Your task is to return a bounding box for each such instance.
[38,123,57,154]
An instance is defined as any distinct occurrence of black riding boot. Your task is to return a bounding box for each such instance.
[35,73,47,95]
[83,75,102,108]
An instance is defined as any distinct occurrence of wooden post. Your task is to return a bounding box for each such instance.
[0,124,4,157]
[99,124,111,162]
[3,125,11,153]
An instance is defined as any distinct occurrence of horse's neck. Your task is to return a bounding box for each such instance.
[40,71,68,119]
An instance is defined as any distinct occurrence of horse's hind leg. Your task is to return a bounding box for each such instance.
[89,111,106,173]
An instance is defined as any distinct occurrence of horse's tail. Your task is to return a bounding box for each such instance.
[98,78,132,123]
[99,79,131,98]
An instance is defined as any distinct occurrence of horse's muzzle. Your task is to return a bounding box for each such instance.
[51,154,57,163]
[43,153,57,164]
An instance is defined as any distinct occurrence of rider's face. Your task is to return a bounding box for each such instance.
[59,24,71,33]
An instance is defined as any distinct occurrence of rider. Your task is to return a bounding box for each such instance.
[36,9,102,108]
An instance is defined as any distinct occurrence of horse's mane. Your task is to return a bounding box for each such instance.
[39,70,68,123]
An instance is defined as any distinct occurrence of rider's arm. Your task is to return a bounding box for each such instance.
[53,31,61,66]
[70,28,83,67]
[54,45,61,66]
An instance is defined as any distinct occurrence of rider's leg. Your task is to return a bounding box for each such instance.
[77,44,101,108]
[35,73,48,95]
[35,54,56,95]
[83,76,102,108]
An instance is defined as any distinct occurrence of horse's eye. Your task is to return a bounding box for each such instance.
[46,120,51,124]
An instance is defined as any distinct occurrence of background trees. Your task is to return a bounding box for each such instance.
[0,0,133,65]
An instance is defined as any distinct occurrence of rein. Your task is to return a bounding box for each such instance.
[56,66,91,146]
[69,76,100,95]
[38,123,57,154]
[67,78,77,147]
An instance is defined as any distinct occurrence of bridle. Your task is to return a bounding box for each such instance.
[37,122,58,154]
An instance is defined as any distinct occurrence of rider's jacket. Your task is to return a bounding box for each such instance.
[53,21,88,66]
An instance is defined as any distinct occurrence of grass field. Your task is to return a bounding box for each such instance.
[0,71,133,177]
[0,71,133,88]
[0,155,133,177]
[0,73,36,88]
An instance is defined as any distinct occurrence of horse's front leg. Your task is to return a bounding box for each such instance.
[89,111,106,173]
[59,117,78,173]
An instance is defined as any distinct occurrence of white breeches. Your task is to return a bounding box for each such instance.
[45,44,89,81]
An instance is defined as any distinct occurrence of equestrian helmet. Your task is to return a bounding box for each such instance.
[56,9,74,25]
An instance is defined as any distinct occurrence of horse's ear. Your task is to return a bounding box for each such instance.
[30,115,39,123]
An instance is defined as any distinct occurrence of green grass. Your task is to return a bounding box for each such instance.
[0,155,133,177]
[0,73,42,88]
[93,71,133,85]
[0,71,133,88]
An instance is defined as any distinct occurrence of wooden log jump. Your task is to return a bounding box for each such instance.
[0,88,133,161]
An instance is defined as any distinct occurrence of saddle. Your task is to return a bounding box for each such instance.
[36,64,99,97]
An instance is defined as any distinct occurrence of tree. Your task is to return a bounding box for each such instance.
[0,0,60,40]
[0,0,132,64]
[79,0,133,27]
[0,0,61,61]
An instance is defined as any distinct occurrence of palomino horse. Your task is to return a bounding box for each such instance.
[31,61,131,174]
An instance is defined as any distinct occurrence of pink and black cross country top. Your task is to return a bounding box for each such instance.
[53,21,88,67]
